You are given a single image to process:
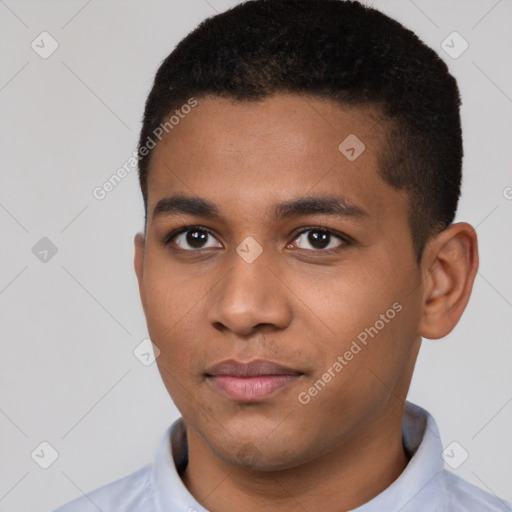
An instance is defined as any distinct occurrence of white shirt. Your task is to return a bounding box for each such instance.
[52,402,511,511]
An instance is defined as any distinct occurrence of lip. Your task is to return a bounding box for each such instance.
[205,359,303,402]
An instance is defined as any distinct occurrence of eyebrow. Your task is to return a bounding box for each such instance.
[153,195,220,220]
[273,195,367,220]
[152,194,368,222]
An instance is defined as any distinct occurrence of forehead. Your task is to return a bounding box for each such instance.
[151,93,385,162]
[146,94,405,224]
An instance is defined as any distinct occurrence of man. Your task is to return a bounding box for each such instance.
[54,0,511,510]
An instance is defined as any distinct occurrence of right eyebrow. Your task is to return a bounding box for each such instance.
[152,195,221,221]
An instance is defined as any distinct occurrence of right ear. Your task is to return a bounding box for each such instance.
[134,232,146,313]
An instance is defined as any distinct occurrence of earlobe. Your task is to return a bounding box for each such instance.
[418,222,478,339]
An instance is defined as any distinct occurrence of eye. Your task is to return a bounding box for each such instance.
[291,227,349,251]
[166,226,222,251]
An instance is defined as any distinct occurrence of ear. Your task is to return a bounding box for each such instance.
[418,222,479,339]
[134,232,147,314]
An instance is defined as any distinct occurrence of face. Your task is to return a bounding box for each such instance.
[134,94,425,471]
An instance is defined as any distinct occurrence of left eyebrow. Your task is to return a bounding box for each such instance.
[271,195,368,221]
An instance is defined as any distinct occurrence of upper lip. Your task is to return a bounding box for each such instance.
[205,359,303,377]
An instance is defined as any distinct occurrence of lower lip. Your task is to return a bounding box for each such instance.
[207,375,300,402]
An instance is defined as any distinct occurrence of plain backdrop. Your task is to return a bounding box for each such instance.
[0,1,511,511]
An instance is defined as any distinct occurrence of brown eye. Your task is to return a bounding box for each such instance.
[293,229,346,251]
[307,231,330,249]
[171,228,222,250]
[187,230,208,248]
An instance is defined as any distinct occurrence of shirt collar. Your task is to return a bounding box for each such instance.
[350,401,445,511]
[151,417,207,512]
[150,401,445,512]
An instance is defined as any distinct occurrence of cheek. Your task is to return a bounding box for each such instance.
[302,259,417,380]
[141,264,206,371]
[142,253,201,333]
[300,261,397,339]
[152,314,202,412]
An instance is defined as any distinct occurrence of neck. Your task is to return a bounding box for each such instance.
[182,403,409,512]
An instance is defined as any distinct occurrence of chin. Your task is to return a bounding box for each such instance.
[204,427,311,472]
[218,444,301,471]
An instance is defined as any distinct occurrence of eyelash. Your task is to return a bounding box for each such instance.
[162,225,352,253]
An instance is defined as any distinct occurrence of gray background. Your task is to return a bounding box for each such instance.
[0,1,511,510]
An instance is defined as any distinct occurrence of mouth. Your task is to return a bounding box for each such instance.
[205,359,304,402]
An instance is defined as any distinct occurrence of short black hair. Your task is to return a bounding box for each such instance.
[137,0,463,260]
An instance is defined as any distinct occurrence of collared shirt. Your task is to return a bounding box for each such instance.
[52,402,511,511]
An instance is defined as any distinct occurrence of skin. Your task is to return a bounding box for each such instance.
[133,94,478,512]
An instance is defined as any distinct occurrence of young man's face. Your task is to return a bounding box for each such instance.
[134,94,425,470]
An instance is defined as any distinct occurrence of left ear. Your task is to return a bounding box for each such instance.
[418,222,479,339]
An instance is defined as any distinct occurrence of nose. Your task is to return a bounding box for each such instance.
[207,250,293,337]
